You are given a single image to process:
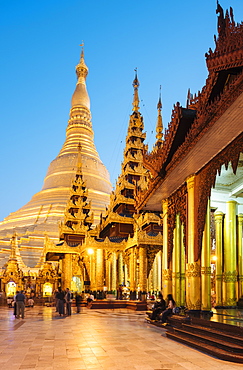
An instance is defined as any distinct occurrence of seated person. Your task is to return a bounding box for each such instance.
[160,294,176,324]
[87,292,94,308]
[27,298,34,307]
[151,293,166,320]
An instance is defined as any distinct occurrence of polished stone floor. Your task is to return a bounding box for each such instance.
[0,306,242,370]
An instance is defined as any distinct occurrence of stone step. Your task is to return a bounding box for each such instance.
[171,326,243,353]
[166,331,243,364]
[181,322,243,347]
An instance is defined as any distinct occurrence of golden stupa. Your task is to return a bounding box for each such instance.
[0,48,112,267]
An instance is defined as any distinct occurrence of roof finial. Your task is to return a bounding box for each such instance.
[156,85,163,144]
[80,41,84,60]
[132,68,140,111]
[76,41,88,83]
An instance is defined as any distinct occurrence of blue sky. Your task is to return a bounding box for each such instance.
[0,0,243,221]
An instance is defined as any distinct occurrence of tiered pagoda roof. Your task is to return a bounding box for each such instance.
[59,144,95,246]
[98,72,150,238]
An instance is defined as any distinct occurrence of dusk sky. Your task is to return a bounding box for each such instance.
[1,0,243,222]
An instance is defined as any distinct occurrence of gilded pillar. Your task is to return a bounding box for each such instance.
[223,201,237,306]
[62,253,72,289]
[96,249,104,291]
[238,214,243,299]
[152,256,158,292]
[111,251,117,292]
[180,223,186,307]
[105,257,111,291]
[124,263,128,287]
[157,250,162,292]
[148,269,152,293]
[214,211,224,306]
[139,247,147,292]
[201,200,211,311]
[118,252,124,286]
[162,199,172,297]
[172,214,181,306]
[186,175,201,310]
[129,248,136,291]
[90,251,96,290]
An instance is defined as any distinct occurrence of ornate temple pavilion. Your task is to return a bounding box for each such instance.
[135,3,243,310]
[0,3,243,311]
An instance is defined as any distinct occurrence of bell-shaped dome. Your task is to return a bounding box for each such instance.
[0,47,112,268]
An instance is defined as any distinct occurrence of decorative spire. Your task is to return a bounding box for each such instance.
[7,233,26,268]
[132,68,140,112]
[10,233,18,259]
[156,86,163,143]
[76,42,88,83]
[71,43,90,110]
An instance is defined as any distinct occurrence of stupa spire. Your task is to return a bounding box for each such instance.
[132,69,140,112]
[70,43,90,113]
[8,233,26,268]
[156,86,163,144]
[76,43,89,85]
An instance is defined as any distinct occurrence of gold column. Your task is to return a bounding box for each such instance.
[129,248,135,291]
[238,214,243,299]
[172,214,181,306]
[162,199,172,297]
[105,256,111,291]
[201,200,211,311]
[90,251,96,290]
[62,253,72,289]
[223,201,237,306]
[148,269,152,293]
[180,223,186,307]
[111,251,117,292]
[152,257,158,292]
[214,211,224,306]
[96,249,104,291]
[224,201,238,305]
[186,175,201,310]
[124,263,128,287]
[118,252,124,286]
[157,250,162,292]
[139,247,147,292]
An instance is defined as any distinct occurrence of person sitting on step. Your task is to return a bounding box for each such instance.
[160,294,176,325]
[150,293,166,321]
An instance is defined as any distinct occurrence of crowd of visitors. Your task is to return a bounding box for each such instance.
[6,287,177,325]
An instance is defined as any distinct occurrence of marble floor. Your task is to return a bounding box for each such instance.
[0,306,242,370]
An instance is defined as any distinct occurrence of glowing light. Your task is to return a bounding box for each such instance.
[87,248,94,255]
[211,255,217,262]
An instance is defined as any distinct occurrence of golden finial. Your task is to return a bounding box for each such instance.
[76,41,88,82]
[156,85,163,143]
[132,68,140,111]
[80,41,84,59]
[157,85,162,110]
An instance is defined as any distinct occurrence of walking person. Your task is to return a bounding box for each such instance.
[16,290,26,319]
[65,288,72,316]
[13,291,18,318]
[76,293,82,313]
